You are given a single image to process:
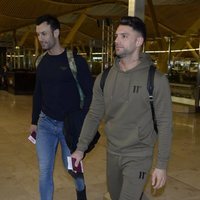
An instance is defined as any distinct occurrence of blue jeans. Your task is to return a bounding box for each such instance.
[36,112,85,200]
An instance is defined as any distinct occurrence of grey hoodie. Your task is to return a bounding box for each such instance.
[77,53,173,169]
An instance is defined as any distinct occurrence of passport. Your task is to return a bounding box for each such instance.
[67,156,84,173]
[28,131,36,144]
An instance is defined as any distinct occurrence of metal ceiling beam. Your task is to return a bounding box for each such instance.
[146,0,167,50]
[146,0,169,73]
[145,15,181,37]
[186,41,199,60]
[176,41,199,60]
[172,18,200,53]
[17,27,31,47]
[63,12,87,45]
[34,36,39,58]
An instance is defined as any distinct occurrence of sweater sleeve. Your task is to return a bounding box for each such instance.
[31,67,42,125]
[76,74,105,152]
[154,73,173,169]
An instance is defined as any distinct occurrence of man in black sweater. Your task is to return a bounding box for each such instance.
[29,14,93,200]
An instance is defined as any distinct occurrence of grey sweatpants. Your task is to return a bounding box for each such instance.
[107,152,153,200]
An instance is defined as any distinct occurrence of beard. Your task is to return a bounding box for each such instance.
[40,40,55,51]
[115,50,126,58]
[115,47,133,59]
[40,42,48,50]
[115,46,127,57]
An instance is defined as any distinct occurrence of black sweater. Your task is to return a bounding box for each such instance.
[32,50,93,124]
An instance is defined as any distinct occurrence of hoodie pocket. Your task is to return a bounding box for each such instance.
[138,126,157,147]
[105,122,140,150]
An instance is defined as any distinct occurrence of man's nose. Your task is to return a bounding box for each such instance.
[37,34,42,41]
[115,38,119,46]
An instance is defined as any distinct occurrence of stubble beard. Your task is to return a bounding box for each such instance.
[115,50,126,59]
[40,42,49,50]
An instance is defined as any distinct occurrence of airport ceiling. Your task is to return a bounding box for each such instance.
[0,0,199,51]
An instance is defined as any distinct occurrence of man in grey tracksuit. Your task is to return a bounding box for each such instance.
[72,16,173,200]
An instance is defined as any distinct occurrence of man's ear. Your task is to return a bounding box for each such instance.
[53,29,60,38]
[136,36,144,47]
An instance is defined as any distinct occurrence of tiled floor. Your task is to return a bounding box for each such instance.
[0,90,200,200]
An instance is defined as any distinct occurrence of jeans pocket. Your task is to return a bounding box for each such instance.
[38,112,48,129]
[39,111,46,119]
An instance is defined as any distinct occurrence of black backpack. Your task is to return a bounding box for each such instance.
[100,65,158,134]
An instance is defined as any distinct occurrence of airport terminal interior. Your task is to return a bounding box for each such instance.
[0,90,200,200]
[0,0,200,200]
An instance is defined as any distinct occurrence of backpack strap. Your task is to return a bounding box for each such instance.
[147,65,158,134]
[35,51,47,68]
[100,67,111,92]
[66,50,77,77]
[66,49,85,108]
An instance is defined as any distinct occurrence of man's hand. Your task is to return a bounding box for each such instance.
[151,168,167,190]
[30,124,37,133]
[71,150,84,167]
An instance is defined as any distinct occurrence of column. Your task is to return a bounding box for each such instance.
[128,0,145,20]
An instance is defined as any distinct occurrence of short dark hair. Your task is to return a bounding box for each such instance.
[119,16,146,42]
[35,14,60,31]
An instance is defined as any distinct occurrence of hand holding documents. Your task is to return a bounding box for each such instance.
[28,131,36,144]
[67,156,84,173]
